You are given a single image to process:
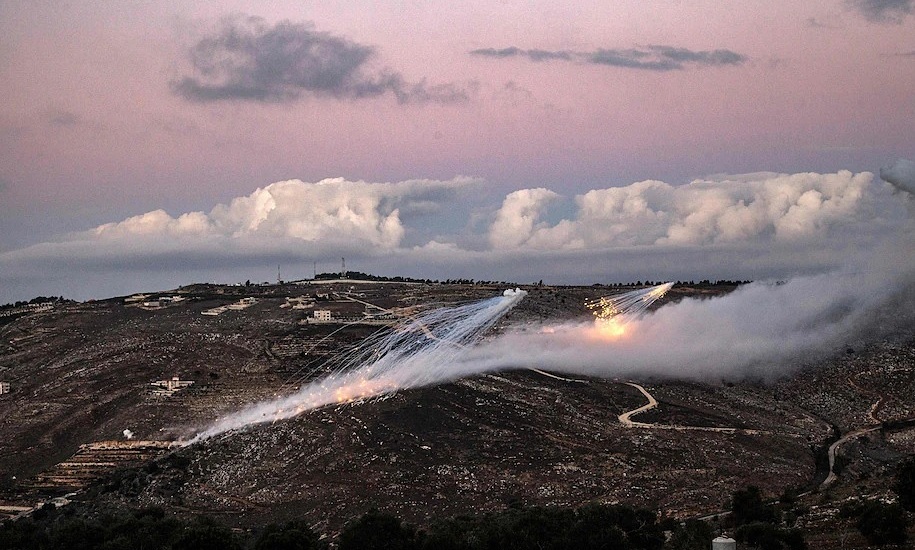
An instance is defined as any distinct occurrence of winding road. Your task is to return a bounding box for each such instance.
[617,382,659,427]
[820,425,881,490]
[617,382,766,435]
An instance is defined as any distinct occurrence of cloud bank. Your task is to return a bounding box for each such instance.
[487,171,884,249]
[1,166,910,302]
[91,177,477,250]
[173,16,468,104]
[470,45,747,71]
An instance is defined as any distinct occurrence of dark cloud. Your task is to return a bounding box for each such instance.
[48,111,80,126]
[470,45,746,71]
[173,16,468,104]
[880,159,915,195]
[848,0,913,23]
[806,17,838,28]
[469,47,573,62]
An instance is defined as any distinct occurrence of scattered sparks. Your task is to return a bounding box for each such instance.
[586,283,673,340]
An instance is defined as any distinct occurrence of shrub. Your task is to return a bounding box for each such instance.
[338,510,416,550]
[856,501,908,546]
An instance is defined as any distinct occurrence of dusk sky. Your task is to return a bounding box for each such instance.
[1,1,914,302]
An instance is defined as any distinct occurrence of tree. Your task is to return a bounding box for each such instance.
[856,501,908,546]
[171,518,242,550]
[894,456,915,511]
[338,510,416,550]
[731,486,776,526]
[255,521,324,550]
[735,522,806,550]
[49,518,106,550]
[667,520,714,550]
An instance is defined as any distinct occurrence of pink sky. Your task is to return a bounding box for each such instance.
[1,1,914,300]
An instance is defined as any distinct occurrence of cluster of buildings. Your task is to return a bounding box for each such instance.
[202,297,257,316]
[149,376,194,397]
[0,302,55,318]
[305,308,397,325]
[125,294,186,309]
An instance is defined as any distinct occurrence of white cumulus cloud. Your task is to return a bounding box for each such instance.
[1,167,910,303]
[489,170,881,249]
[91,177,477,249]
[489,188,560,249]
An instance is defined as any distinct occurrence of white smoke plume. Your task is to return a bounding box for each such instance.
[188,289,527,442]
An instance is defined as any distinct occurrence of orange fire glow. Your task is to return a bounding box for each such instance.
[594,317,627,339]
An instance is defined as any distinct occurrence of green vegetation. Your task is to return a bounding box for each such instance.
[665,520,714,550]
[729,486,807,550]
[894,456,915,512]
[840,498,909,547]
[338,503,665,550]
[1,501,678,550]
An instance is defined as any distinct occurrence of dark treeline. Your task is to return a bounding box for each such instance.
[0,501,699,550]
[313,271,513,286]
[310,272,750,288]
[11,460,915,550]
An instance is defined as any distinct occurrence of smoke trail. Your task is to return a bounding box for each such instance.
[188,288,526,442]
[462,264,914,382]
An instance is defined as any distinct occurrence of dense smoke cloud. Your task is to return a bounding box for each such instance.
[470,45,747,71]
[468,262,915,382]
[173,16,468,104]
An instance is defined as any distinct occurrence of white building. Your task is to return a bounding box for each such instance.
[227,297,257,310]
[313,310,332,322]
[0,382,10,394]
[150,376,194,396]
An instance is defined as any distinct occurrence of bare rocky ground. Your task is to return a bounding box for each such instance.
[0,281,913,547]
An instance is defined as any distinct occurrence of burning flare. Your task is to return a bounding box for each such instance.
[187,289,527,443]
[586,283,673,339]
